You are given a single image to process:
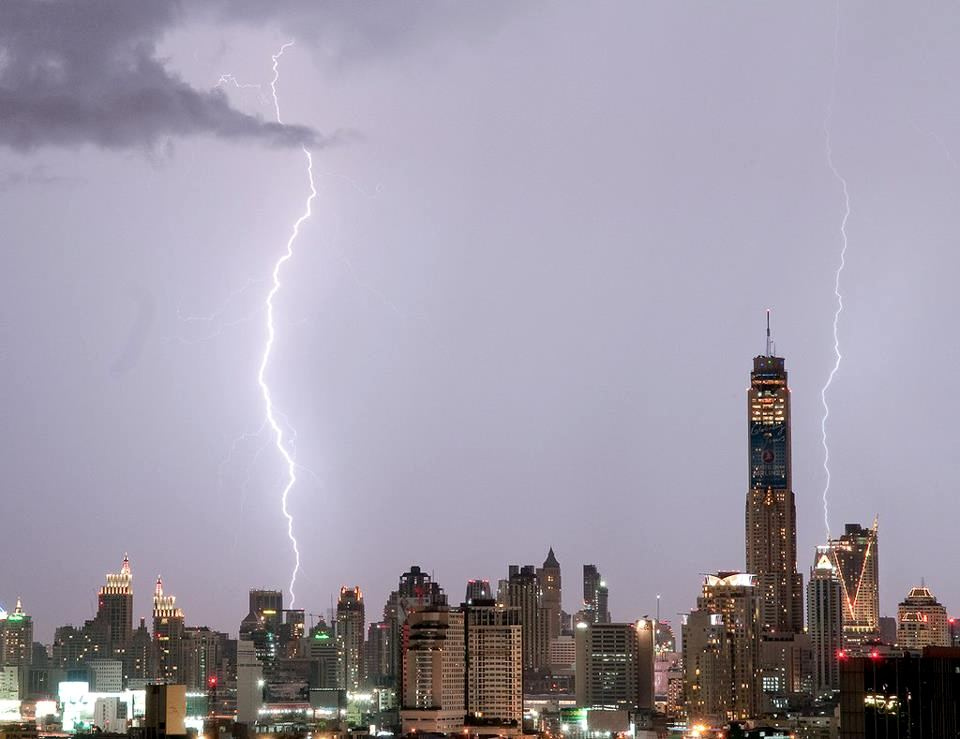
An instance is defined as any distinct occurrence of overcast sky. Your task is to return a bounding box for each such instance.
[2,1,959,641]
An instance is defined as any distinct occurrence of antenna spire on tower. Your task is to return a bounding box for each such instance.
[766,309,773,356]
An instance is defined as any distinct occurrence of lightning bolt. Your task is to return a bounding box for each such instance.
[254,40,317,607]
[820,0,850,541]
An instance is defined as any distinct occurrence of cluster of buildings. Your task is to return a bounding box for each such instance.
[1,320,959,739]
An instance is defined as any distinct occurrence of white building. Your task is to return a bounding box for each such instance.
[400,607,465,734]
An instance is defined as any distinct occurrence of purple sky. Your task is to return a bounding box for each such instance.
[2,1,959,641]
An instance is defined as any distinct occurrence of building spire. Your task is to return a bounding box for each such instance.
[121,553,131,575]
[766,309,772,356]
[155,575,163,598]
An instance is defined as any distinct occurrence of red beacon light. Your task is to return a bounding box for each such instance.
[208,676,218,687]
[836,649,847,660]
[869,650,881,659]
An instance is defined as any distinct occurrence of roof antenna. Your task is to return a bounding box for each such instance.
[766,309,772,356]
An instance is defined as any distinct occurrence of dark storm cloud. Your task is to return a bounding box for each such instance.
[200,0,513,66]
[0,1,320,150]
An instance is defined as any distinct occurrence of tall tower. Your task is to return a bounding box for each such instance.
[537,548,562,641]
[807,547,843,694]
[96,554,134,663]
[745,313,803,634]
[0,598,34,666]
[829,521,880,651]
[336,586,365,691]
[153,576,185,683]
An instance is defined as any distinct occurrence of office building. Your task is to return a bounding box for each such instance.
[182,626,227,690]
[830,521,880,651]
[575,620,654,714]
[336,586,365,691]
[87,659,123,692]
[581,565,610,624]
[128,617,154,681]
[500,565,547,674]
[538,548,562,641]
[465,579,492,605]
[399,606,465,734]
[683,572,760,723]
[0,599,33,666]
[807,547,843,694]
[464,600,523,729]
[153,576,185,683]
[896,585,949,651]
[94,554,133,663]
[745,319,803,635]
[236,638,263,725]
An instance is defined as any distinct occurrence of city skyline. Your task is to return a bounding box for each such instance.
[4,2,960,650]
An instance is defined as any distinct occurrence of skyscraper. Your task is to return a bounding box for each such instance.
[583,565,600,623]
[463,601,522,729]
[829,521,880,651]
[538,548,562,640]
[500,565,547,675]
[399,606,465,734]
[807,547,843,694]
[153,576,185,683]
[336,586,365,691]
[465,579,491,605]
[0,599,33,667]
[896,585,949,651]
[575,621,654,714]
[745,318,803,634]
[682,573,761,723]
[95,554,133,664]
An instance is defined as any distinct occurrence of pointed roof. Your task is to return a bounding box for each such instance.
[543,547,560,569]
[155,575,164,598]
[121,553,131,576]
[13,597,23,615]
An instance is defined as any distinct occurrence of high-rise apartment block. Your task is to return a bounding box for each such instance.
[500,565,547,675]
[683,573,761,723]
[399,606,465,734]
[336,586,365,691]
[745,327,803,635]
[463,601,523,730]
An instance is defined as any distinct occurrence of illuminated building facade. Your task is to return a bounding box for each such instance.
[95,554,133,664]
[336,586,365,691]
[463,601,523,728]
[807,547,844,694]
[580,564,610,624]
[745,323,803,635]
[0,598,33,666]
[830,522,880,651]
[400,606,465,734]
[153,576,185,683]
[575,620,654,714]
[896,585,949,651]
[682,573,760,722]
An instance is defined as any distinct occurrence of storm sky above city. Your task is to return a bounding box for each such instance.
[2,1,959,640]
